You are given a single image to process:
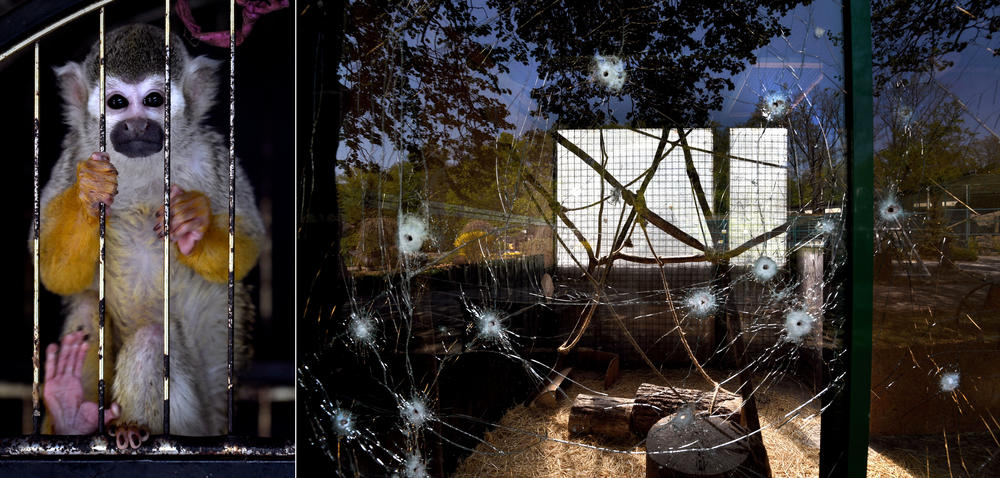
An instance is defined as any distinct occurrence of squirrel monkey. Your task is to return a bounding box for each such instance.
[34,24,264,449]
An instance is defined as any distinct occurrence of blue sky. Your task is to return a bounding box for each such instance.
[495,0,846,131]
[339,0,1000,167]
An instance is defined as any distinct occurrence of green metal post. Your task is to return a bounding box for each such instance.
[844,0,874,476]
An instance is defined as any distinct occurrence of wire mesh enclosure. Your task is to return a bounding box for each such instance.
[554,128,715,266]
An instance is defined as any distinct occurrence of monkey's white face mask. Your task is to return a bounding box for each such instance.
[85,76,187,159]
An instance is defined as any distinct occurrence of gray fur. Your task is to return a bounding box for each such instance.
[36,23,264,437]
[84,24,185,84]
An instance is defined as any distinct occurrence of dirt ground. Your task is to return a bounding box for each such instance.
[447,258,1000,477]
[451,368,828,478]
[450,367,999,477]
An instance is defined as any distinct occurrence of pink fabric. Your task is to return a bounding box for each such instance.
[174,0,289,48]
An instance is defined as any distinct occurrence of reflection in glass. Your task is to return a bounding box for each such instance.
[869,1,1000,475]
[300,0,858,476]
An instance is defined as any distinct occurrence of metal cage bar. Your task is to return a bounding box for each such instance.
[227,0,236,436]
[97,7,107,435]
[162,0,172,436]
[0,0,117,63]
[31,41,40,436]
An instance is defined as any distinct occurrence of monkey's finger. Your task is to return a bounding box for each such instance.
[78,173,118,193]
[174,202,211,225]
[83,192,115,211]
[171,190,209,212]
[81,191,117,211]
[171,217,209,239]
[171,212,210,234]
[172,198,210,223]
[79,161,117,177]
[79,164,118,184]
[89,152,110,163]
[71,340,89,378]
[44,343,58,382]
[104,403,121,426]
[174,190,208,206]
[128,428,142,449]
[56,333,79,377]
[55,343,71,377]
[82,159,116,174]
[170,200,207,221]
[77,178,117,204]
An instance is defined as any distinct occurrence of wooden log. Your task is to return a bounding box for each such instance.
[533,367,573,408]
[567,394,634,440]
[646,414,765,478]
[568,384,741,441]
[630,383,741,436]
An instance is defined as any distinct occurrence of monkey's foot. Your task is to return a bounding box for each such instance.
[109,422,150,450]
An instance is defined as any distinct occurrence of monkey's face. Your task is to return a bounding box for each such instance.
[101,76,173,158]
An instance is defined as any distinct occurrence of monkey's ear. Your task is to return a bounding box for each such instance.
[53,62,90,123]
[181,55,221,120]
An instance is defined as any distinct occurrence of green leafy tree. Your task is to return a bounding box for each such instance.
[872,0,1000,91]
[874,83,977,195]
[509,0,807,127]
[744,88,846,211]
[339,0,519,169]
[337,161,426,266]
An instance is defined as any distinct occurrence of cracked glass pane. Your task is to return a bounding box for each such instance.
[869,1,1000,475]
[300,0,856,476]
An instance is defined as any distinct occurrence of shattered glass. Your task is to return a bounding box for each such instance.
[296,0,901,476]
[868,1,1000,475]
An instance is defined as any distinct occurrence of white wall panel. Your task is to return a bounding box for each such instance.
[555,128,713,268]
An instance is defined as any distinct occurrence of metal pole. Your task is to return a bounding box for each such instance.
[97,8,107,435]
[844,0,874,475]
[31,41,40,435]
[162,0,172,436]
[227,0,236,436]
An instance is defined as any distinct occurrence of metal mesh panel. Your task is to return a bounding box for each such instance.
[555,128,713,267]
[728,128,788,265]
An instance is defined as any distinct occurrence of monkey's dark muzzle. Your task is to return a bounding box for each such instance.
[111,118,164,158]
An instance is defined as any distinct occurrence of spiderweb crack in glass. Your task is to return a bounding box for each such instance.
[300,0,879,475]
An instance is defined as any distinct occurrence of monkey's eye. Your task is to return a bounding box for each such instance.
[143,92,165,107]
[107,94,128,110]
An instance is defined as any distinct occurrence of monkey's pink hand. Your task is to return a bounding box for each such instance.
[43,331,120,435]
[76,152,118,216]
[154,185,211,255]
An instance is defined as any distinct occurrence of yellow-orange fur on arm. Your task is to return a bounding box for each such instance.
[175,215,259,283]
[39,183,99,295]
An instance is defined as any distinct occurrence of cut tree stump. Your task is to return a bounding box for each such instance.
[646,414,767,478]
[567,384,742,440]
[630,383,741,436]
